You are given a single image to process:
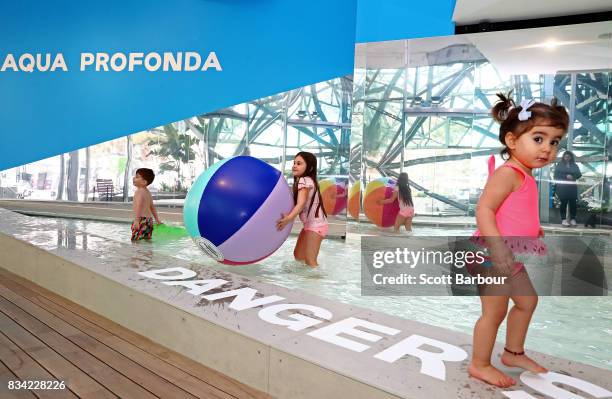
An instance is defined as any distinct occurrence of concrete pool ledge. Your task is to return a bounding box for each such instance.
[0,209,610,399]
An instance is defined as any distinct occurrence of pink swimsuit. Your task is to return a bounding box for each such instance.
[394,186,414,218]
[298,177,329,237]
[471,156,546,275]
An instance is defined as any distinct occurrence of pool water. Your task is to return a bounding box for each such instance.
[45,217,612,370]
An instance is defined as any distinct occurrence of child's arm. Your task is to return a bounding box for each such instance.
[150,201,162,224]
[377,191,397,205]
[276,188,309,230]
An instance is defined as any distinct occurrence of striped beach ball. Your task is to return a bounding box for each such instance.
[348,181,361,220]
[320,177,347,216]
[183,156,294,265]
[363,177,399,228]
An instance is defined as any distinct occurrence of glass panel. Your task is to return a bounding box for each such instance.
[354,22,612,233]
[247,94,285,172]
[349,48,367,224]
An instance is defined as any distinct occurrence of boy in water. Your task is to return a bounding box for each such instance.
[131,168,161,241]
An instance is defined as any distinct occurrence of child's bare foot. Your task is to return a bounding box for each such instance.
[501,349,548,373]
[468,363,516,388]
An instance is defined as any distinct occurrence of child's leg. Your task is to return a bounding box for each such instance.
[294,229,307,262]
[468,295,516,388]
[404,216,413,231]
[131,217,150,241]
[303,230,324,267]
[145,217,154,240]
[502,275,547,372]
[394,215,405,232]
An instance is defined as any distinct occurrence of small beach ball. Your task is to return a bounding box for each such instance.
[183,156,294,265]
[320,177,347,216]
[348,181,361,220]
[363,177,399,228]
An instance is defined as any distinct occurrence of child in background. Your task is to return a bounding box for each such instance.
[468,94,568,387]
[276,152,328,267]
[131,168,162,241]
[378,172,414,232]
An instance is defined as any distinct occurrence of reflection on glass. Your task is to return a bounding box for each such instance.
[354,22,612,229]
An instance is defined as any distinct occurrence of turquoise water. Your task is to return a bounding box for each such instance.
[46,217,612,370]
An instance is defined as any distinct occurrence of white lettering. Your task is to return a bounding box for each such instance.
[258,303,332,331]
[203,287,284,311]
[80,53,95,71]
[96,53,110,71]
[138,267,196,280]
[50,53,67,71]
[110,53,127,71]
[374,335,467,380]
[128,52,144,71]
[501,392,537,399]
[162,279,228,295]
[184,52,201,71]
[202,51,222,71]
[145,52,162,71]
[37,53,51,71]
[163,52,182,71]
[19,54,35,72]
[307,317,400,352]
[1,54,18,71]
[519,371,612,399]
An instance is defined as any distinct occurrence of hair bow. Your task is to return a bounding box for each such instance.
[518,99,536,121]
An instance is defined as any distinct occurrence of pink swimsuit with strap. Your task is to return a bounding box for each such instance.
[394,186,414,218]
[470,156,547,275]
[298,177,329,237]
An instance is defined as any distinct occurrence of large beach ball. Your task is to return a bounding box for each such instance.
[348,181,361,220]
[183,156,294,265]
[363,177,399,228]
[320,177,347,216]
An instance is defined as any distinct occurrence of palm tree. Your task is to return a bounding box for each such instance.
[147,124,199,191]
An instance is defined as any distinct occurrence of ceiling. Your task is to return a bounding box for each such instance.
[355,21,612,75]
[468,21,612,75]
[452,0,612,25]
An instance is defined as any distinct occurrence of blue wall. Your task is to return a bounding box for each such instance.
[356,0,455,43]
[0,0,357,170]
[0,1,460,170]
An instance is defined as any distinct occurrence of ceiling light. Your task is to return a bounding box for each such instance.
[513,40,586,51]
[544,40,558,50]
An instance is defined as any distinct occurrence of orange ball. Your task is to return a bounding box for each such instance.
[363,178,399,228]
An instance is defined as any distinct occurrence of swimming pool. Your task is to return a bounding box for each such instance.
[42,216,611,370]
